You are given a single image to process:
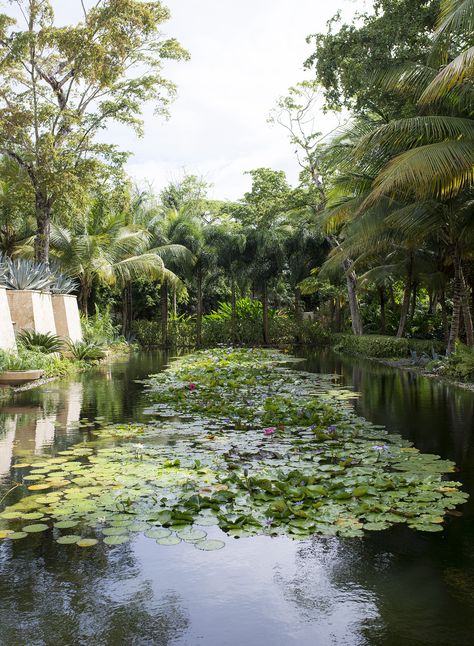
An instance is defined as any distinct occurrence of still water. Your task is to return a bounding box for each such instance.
[0,350,474,646]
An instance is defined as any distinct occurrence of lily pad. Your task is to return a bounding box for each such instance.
[56,535,81,544]
[144,528,172,539]
[104,535,130,546]
[23,524,49,533]
[156,535,181,546]
[195,539,225,551]
[77,538,98,548]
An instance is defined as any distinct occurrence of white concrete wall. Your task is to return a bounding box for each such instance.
[7,290,57,335]
[52,294,83,342]
[0,288,16,351]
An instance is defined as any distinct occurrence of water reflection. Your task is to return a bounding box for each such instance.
[1,350,474,645]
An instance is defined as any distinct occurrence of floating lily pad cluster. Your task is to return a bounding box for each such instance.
[0,348,468,550]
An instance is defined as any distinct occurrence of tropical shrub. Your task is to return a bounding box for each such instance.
[0,348,78,377]
[82,305,120,344]
[17,330,64,354]
[67,341,106,361]
[132,320,161,348]
[333,334,410,358]
[205,298,266,322]
[442,344,474,382]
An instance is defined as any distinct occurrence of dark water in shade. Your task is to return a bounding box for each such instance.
[0,350,474,646]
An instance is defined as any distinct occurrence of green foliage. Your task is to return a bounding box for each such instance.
[334,334,410,358]
[81,306,120,345]
[443,343,474,381]
[17,330,63,354]
[67,341,106,362]
[0,258,52,291]
[132,316,195,349]
[0,348,80,377]
[306,0,439,117]
[205,298,265,322]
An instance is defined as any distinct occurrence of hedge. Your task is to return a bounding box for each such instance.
[332,334,410,358]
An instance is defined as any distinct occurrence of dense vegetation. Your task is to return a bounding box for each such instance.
[0,0,473,379]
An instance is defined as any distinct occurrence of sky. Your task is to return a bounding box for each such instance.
[7,0,370,200]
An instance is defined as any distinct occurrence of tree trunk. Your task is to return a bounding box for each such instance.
[440,289,449,344]
[196,265,203,347]
[397,282,412,338]
[461,268,474,347]
[397,256,413,338]
[344,261,363,336]
[379,287,386,334]
[262,280,270,345]
[78,282,91,315]
[410,282,417,318]
[326,235,363,336]
[34,191,52,265]
[447,257,464,355]
[294,286,303,344]
[334,296,342,332]
[121,284,133,338]
[173,287,177,318]
[161,281,168,348]
[231,277,237,343]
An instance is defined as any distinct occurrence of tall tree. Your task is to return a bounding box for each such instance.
[0,0,188,264]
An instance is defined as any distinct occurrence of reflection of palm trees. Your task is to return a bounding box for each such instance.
[0,538,190,646]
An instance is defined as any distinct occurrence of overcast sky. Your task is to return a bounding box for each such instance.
[8,0,370,200]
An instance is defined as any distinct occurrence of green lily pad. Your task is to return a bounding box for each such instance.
[144,528,172,539]
[7,532,28,540]
[77,538,98,548]
[177,528,207,543]
[195,539,225,551]
[156,535,181,546]
[54,520,79,530]
[104,535,130,546]
[56,535,81,545]
[23,524,49,533]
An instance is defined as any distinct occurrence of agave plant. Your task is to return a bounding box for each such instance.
[17,330,64,354]
[66,340,106,361]
[0,258,53,291]
[50,273,78,294]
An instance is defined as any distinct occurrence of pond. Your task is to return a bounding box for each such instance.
[0,349,474,646]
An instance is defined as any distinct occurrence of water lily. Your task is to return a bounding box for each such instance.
[188,383,197,391]
[263,427,276,436]
[372,444,389,451]
[265,517,274,526]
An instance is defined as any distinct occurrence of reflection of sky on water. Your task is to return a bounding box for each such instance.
[1,350,474,645]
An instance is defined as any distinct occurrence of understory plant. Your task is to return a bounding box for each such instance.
[67,341,106,362]
[17,330,63,354]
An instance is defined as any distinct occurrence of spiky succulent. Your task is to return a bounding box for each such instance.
[0,258,53,291]
[17,330,64,354]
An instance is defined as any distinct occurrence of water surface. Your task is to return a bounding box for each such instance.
[1,350,474,646]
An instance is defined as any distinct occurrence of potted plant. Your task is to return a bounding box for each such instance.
[0,348,46,386]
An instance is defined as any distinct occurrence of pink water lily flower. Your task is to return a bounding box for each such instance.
[263,427,276,436]
[188,383,197,391]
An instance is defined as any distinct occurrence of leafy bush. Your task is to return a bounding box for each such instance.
[132,320,160,348]
[442,344,474,382]
[0,348,80,377]
[333,334,410,358]
[17,330,64,354]
[82,305,120,344]
[205,298,267,322]
[67,341,106,361]
[408,338,446,356]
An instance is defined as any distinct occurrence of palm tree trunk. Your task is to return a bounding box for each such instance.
[410,282,417,318]
[326,235,363,336]
[461,268,474,347]
[294,286,303,344]
[78,281,91,315]
[379,287,386,334]
[231,277,237,343]
[196,265,203,347]
[447,257,464,355]
[262,280,269,345]
[440,288,449,344]
[121,284,132,337]
[397,255,413,338]
[161,281,168,347]
[173,287,177,318]
[343,261,363,336]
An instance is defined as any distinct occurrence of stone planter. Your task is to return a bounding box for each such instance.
[51,294,83,342]
[0,288,16,351]
[7,290,57,336]
[0,369,44,386]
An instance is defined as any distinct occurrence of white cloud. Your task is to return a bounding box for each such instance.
[6,0,369,199]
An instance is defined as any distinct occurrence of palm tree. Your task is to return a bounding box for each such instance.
[50,211,167,315]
